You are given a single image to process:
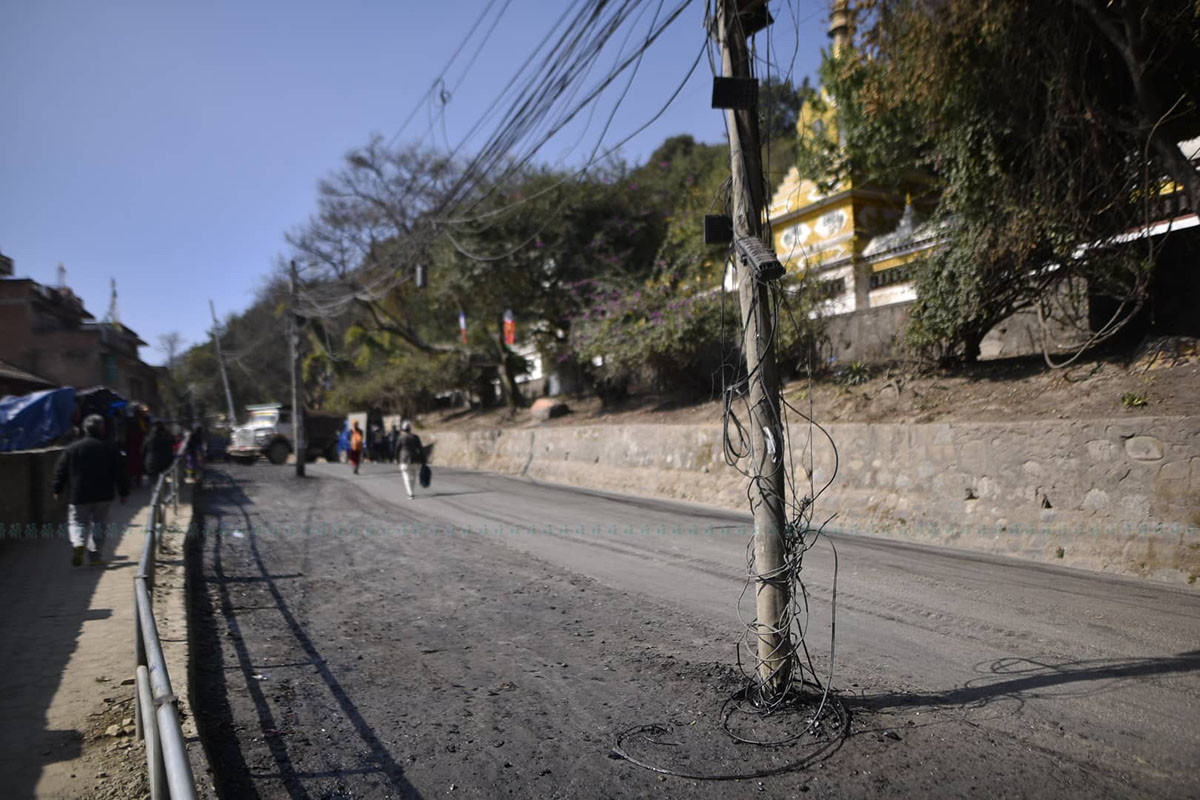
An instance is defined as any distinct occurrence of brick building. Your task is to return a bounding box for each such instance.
[0,255,160,409]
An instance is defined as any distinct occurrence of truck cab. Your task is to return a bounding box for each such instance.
[228,403,344,465]
[228,404,294,464]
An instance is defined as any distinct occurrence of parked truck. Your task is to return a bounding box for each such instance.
[227,403,344,465]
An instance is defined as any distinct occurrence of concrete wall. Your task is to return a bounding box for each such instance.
[428,417,1200,585]
[822,300,1079,364]
[823,302,910,364]
[0,447,69,535]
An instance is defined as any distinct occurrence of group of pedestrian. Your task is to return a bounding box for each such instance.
[345,419,427,499]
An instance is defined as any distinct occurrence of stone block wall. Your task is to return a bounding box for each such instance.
[0,447,69,534]
[429,417,1200,584]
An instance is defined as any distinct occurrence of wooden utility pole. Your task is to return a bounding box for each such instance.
[209,299,239,427]
[716,0,791,696]
[289,261,306,477]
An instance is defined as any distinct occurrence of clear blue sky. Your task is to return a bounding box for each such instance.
[1,0,826,365]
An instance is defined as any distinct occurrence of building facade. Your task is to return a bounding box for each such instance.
[0,271,160,408]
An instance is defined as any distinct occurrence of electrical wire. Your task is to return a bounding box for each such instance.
[611,0,845,782]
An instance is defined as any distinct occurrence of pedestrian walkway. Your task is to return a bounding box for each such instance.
[0,484,193,798]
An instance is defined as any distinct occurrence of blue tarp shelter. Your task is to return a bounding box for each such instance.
[0,387,76,451]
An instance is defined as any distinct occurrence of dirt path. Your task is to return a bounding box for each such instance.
[190,463,1200,798]
[0,485,197,799]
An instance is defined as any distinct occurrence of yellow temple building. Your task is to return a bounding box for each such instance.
[765,0,941,324]
[756,0,1199,364]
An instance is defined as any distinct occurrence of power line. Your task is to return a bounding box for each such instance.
[386,0,514,150]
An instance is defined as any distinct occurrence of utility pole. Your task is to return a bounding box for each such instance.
[716,0,791,697]
[289,261,306,478]
[209,299,239,427]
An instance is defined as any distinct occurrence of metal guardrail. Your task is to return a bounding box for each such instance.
[133,435,198,800]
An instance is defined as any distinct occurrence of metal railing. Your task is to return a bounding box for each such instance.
[133,435,198,800]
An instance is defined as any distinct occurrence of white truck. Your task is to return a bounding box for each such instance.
[227,403,343,465]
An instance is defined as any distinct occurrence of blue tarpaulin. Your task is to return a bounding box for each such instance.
[0,387,76,451]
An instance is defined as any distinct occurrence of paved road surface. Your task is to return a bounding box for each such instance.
[191,461,1200,799]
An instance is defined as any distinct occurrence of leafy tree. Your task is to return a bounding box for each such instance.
[572,280,734,401]
[432,163,668,405]
[759,75,815,185]
[629,135,731,288]
[758,75,810,144]
[806,0,1200,362]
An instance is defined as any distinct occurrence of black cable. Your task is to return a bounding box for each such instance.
[613,2,845,781]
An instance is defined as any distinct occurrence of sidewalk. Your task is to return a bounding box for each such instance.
[0,483,197,799]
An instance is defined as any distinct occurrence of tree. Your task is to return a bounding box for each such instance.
[810,0,1200,361]
[157,332,184,373]
[287,135,460,357]
[758,75,814,182]
[155,331,186,419]
[433,162,668,405]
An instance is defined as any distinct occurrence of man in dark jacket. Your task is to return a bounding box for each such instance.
[53,414,130,566]
[387,423,401,464]
[395,420,426,499]
[144,421,175,480]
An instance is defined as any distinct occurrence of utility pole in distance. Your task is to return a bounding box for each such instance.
[715,0,791,697]
[289,261,306,478]
[209,299,239,427]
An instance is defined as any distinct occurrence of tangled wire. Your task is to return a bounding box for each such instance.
[722,264,842,701]
[612,263,847,779]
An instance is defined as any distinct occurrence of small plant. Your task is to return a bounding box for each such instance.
[834,360,871,387]
[1055,546,1065,559]
[1121,391,1148,409]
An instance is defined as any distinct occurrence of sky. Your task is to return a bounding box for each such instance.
[1,0,828,365]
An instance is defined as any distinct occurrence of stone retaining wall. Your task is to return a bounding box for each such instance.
[0,447,68,532]
[428,417,1200,584]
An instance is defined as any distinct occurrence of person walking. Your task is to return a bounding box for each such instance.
[365,424,377,463]
[125,406,146,488]
[387,423,400,464]
[185,426,205,482]
[337,420,351,463]
[349,421,364,475]
[395,420,426,499]
[53,414,130,566]
[144,421,175,482]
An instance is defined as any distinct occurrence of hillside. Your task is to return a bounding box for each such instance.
[428,339,1200,431]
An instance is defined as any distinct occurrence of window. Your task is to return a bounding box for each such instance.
[869,265,910,290]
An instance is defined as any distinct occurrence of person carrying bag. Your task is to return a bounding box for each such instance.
[395,420,427,499]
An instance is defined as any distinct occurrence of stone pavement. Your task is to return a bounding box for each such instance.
[0,483,196,799]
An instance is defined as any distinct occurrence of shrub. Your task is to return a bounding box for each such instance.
[572,283,735,399]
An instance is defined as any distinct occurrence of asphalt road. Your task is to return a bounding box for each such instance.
[191,461,1200,799]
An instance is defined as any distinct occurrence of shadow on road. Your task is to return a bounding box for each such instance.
[850,650,1200,720]
[190,468,422,800]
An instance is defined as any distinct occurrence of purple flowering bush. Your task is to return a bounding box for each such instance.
[572,281,735,395]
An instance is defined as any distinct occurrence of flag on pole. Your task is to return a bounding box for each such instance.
[503,309,516,346]
[458,310,468,343]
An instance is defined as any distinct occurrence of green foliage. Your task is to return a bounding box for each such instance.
[194,129,792,412]
[327,349,472,418]
[1121,391,1148,409]
[630,136,731,287]
[758,75,810,144]
[794,55,924,196]
[572,281,734,397]
[168,277,292,422]
[833,360,871,387]
[810,0,1200,362]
